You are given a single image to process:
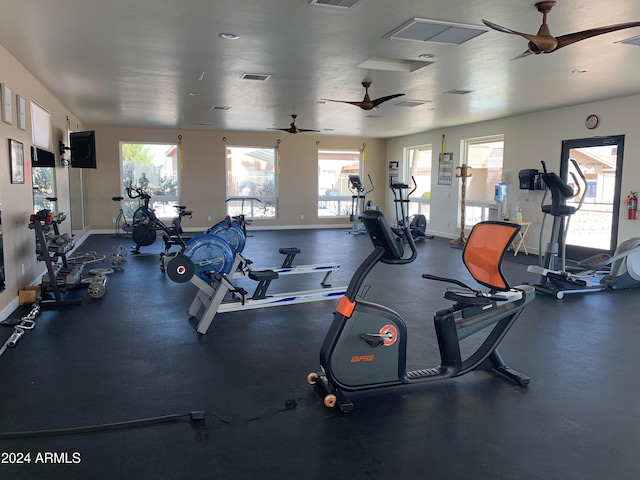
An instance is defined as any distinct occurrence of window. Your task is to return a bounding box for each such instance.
[120,142,180,219]
[226,146,277,218]
[318,149,362,217]
[462,135,504,226]
[30,101,55,212]
[405,145,432,219]
[30,102,51,149]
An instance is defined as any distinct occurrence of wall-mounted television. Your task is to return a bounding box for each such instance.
[70,130,97,169]
[30,146,56,168]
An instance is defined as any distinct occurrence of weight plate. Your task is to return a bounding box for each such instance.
[208,221,246,253]
[87,282,107,298]
[111,244,128,257]
[108,252,126,268]
[183,233,234,281]
[166,255,196,283]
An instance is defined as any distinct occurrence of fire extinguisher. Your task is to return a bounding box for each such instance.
[625,191,638,220]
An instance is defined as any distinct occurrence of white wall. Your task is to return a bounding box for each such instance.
[387,95,640,253]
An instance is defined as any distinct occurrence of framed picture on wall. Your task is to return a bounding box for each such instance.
[1,83,13,125]
[16,94,26,130]
[9,138,25,184]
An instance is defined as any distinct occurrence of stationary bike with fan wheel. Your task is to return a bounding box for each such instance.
[127,187,188,254]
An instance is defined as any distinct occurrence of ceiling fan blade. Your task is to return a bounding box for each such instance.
[371,93,405,108]
[554,21,640,51]
[510,50,535,61]
[321,98,361,106]
[483,19,557,52]
[296,128,320,133]
[482,19,525,36]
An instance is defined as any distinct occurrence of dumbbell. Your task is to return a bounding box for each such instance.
[87,274,108,299]
[107,244,128,268]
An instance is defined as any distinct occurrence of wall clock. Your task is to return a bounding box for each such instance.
[585,114,599,130]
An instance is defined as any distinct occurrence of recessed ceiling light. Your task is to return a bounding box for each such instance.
[219,33,239,40]
[188,92,200,96]
[418,53,436,59]
[572,69,589,74]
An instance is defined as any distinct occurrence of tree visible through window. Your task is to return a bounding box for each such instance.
[30,101,55,213]
[120,142,179,218]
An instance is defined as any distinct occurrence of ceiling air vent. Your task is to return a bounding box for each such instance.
[394,100,430,108]
[309,0,364,9]
[241,73,271,81]
[386,18,488,45]
[444,89,475,95]
[616,35,640,47]
[210,106,232,111]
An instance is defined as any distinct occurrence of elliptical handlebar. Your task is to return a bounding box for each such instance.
[409,175,418,197]
[568,158,587,211]
[364,174,374,196]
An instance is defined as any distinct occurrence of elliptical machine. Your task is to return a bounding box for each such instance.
[390,177,431,241]
[347,174,374,235]
[308,209,535,413]
[528,159,640,298]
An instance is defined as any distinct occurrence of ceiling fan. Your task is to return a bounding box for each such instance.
[269,114,319,134]
[482,1,640,60]
[321,81,405,110]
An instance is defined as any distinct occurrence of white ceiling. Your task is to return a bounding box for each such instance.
[2,0,640,138]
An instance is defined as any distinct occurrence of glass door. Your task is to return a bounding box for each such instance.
[559,135,624,261]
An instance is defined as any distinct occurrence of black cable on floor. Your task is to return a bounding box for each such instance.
[0,397,304,440]
[0,413,188,439]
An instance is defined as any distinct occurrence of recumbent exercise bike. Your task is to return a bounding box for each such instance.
[307,210,535,413]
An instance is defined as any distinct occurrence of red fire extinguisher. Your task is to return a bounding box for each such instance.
[625,191,638,220]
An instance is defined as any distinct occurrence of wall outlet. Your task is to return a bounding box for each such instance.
[21,263,25,275]
[300,214,304,220]
[112,217,116,223]
[207,216,212,222]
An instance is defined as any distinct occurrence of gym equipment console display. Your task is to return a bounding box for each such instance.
[307,210,535,413]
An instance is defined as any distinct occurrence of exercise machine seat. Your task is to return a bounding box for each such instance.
[462,221,520,291]
[248,269,279,282]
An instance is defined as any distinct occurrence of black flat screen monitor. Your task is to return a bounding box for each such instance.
[70,130,97,168]
[30,146,56,168]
